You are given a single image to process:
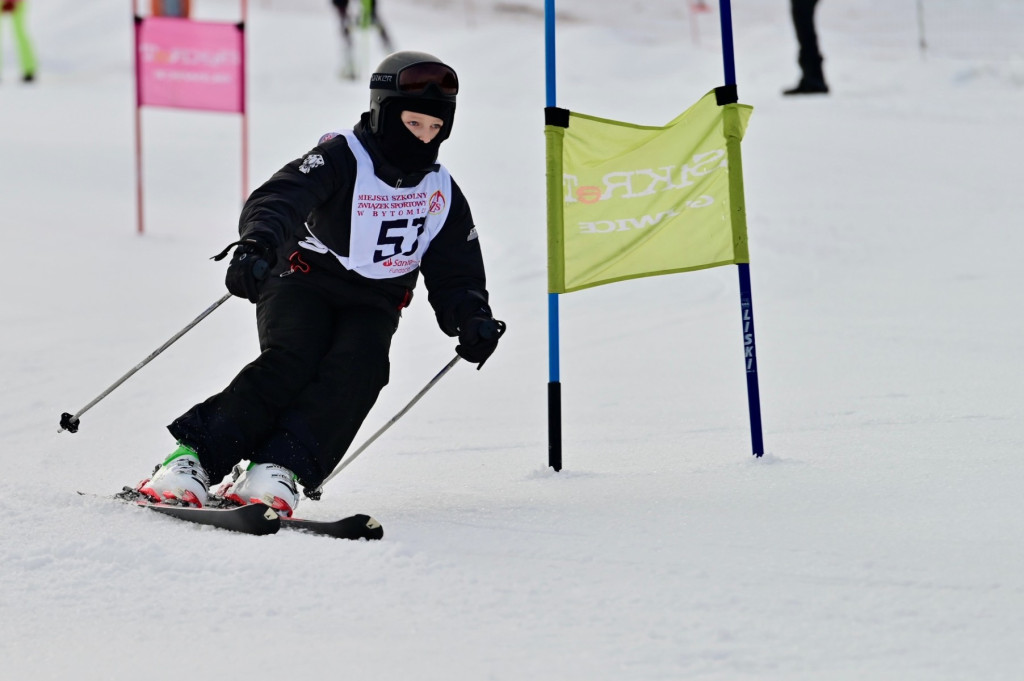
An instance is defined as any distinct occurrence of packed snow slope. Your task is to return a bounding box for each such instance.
[1,1,1022,679]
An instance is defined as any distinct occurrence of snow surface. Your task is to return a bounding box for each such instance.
[2,0,1023,679]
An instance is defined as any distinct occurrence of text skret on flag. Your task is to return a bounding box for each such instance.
[546,90,753,294]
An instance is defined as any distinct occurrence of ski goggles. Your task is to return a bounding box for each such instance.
[370,62,459,96]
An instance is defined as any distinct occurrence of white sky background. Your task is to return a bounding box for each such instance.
[1,1,1023,679]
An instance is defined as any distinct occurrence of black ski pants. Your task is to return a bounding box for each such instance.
[169,270,397,489]
[792,0,826,85]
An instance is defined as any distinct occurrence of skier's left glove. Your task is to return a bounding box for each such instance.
[456,313,507,369]
[220,237,277,303]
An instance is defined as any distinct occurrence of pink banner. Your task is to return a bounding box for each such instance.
[136,17,244,113]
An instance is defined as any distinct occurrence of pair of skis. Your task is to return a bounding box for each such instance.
[86,490,383,540]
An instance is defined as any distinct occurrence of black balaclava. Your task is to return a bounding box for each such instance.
[375,97,454,174]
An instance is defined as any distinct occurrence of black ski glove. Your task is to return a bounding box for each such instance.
[456,313,507,369]
[222,238,277,303]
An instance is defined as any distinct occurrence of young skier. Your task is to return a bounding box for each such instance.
[135,51,505,517]
[332,0,394,79]
[783,0,829,95]
[0,0,37,83]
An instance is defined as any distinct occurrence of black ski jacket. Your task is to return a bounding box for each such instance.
[237,114,490,336]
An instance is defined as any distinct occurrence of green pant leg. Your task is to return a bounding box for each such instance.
[11,2,37,78]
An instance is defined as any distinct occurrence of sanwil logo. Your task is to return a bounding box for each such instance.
[577,202,712,234]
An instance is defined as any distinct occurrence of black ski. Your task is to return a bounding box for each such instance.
[83,490,382,540]
[280,514,383,540]
[142,502,280,536]
[205,493,384,540]
[80,490,280,536]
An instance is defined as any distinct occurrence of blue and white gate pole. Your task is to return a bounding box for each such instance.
[545,0,563,471]
[719,0,764,456]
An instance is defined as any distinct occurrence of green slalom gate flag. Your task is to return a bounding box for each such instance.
[547,90,753,293]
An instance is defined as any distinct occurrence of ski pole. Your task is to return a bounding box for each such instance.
[311,318,506,495]
[59,292,233,434]
[311,354,463,497]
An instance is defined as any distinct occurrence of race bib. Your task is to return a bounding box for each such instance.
[300,130,452,279]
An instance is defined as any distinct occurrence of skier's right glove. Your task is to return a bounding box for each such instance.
[456,313,507,369]
[223,238,277,303]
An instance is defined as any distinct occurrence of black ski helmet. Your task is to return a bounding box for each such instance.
[369,51,458,143]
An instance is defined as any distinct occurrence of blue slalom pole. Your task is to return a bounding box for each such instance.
[545,0,562,470]
[719,0,737,85]
[545,0,557,109]
[718,0,764,457]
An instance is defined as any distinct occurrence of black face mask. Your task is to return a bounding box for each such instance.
[378,121,443,173]
[374,102,452,173]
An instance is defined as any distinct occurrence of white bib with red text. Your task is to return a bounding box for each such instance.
[300,129,452,279]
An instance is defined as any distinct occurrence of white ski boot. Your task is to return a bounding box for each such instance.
[220,463,299,517]
[138,444,210,507]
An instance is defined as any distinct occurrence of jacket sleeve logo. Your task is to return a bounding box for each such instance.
[299,154,325,174]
